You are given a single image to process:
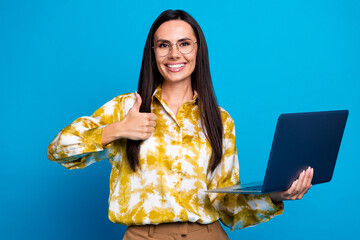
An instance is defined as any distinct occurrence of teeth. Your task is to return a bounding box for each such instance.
[167,64,185,68]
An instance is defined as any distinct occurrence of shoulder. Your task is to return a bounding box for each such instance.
[218,106,236,136]
[218,106,235,126]
[112,92,137,114]
[92,92,136,117]
[113,92,136,102]
[97,92,135,109]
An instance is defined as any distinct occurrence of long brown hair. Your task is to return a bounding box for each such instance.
[126,10,223,173]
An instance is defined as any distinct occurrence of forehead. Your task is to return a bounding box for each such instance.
[154,20,196,41]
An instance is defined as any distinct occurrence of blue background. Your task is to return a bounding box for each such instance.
[1,0,359,239]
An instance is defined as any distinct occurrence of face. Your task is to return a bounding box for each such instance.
[153,20,198,85]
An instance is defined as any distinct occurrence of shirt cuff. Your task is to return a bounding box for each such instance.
[264,193,284,213]
[83,125,113,151]
[229,194,284,231]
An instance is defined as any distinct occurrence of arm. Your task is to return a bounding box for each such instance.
[101,92,157,146]
[207,113,284,231]
[47,92,157,170]
[269,167,313,202]
[47,96,124,169]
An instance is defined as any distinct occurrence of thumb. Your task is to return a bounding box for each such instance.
[132,91,142,112]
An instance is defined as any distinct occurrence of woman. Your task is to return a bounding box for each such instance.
[47,10,313,240]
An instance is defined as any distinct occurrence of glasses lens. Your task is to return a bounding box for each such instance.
[177,40,194,54]
[154,40,195,56]
[155,42,170,57]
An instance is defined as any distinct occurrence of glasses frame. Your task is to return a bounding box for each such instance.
[152,39,198,57]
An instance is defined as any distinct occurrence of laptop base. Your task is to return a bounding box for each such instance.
[206,181,264,194]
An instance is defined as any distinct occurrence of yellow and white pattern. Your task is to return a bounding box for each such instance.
[47,85,283,231]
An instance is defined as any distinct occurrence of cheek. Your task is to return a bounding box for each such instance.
[155,57,161,67]
[188,54,197,68]
[155,58,165,72]
[189,50,197,65]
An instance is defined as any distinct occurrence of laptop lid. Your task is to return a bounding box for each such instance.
[261,110,349,193]
[206,110,349,194]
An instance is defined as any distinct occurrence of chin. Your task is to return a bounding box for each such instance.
[164,75,191,83]
[162,71,193,83]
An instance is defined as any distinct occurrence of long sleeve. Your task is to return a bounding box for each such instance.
[47,96,126,170]
[207,113,284,231]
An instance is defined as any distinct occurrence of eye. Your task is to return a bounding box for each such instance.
[179,41,190,47]
[158,43,170,48]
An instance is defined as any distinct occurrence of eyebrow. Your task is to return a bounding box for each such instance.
[155,37,192,43]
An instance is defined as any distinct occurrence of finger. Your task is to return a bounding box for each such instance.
[142,113,157,121]
[285,179,299,197]
[143,118,150,127]
[299,167,311,197]
[139,133,150,140]
[132,91,142,112]
[304,167,313,189]
[291,170,305,199]
[297,168,312,199]
[302,167,314,194]
[148,113,157,120]
[143,132,152,139]
[146,127,155,133]
[142,125,154,132]
[148,121,156,127]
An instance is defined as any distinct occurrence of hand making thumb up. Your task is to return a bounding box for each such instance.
[131,91,142,112]
[121,91,157,140]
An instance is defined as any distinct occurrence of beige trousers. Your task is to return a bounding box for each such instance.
[122,220,229,240]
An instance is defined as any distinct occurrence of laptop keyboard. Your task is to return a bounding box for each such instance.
[238,185,262,191]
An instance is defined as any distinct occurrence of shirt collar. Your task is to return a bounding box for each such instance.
[152,85,198,104]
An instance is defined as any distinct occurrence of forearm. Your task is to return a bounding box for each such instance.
[101,121,126,146]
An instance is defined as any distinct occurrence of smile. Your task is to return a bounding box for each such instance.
[165,63,186,72]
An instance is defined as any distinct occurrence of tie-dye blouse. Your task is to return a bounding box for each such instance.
[47,85,283,231]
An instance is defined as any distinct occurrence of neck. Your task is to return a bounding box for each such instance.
[161,79,193,106]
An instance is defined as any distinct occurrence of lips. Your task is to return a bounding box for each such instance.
[167,63,185,68]
[165,63,186,72]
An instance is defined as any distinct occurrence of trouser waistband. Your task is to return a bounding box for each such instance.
[128,221,216,237]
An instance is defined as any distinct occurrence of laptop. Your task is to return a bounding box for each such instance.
[206,110,349,194]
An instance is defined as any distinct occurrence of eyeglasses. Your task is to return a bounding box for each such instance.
[153,39,197,57]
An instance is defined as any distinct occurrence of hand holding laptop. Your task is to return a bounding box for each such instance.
[269,167,314,203]
[206,110,348,195]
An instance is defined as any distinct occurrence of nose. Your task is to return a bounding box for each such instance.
[168,44,181,59]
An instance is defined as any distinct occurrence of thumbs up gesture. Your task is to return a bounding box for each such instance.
[101,92,157,146]
[130,91,144,113]
[120,91,157,140]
